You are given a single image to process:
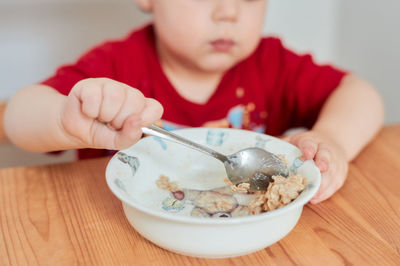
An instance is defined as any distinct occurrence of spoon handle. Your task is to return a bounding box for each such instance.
[142,124,228,162]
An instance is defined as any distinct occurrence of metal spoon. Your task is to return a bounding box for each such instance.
[142,124,288,190]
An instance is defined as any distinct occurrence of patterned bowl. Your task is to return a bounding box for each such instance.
[105,128,321,258]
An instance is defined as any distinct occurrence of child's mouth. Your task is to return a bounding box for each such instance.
[211,39,235,52]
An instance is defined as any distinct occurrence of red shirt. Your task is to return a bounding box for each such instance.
[42,24,347,160]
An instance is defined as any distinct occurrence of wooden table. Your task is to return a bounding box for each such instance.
[0,102,8,143]
[1,126,400,266]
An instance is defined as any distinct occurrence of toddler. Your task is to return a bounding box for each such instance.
[4,0,384,203]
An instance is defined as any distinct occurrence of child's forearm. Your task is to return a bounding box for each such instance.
[312,74,384,161]
[4,85,78,152]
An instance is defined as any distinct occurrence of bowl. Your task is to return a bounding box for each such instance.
[105,128,321,258]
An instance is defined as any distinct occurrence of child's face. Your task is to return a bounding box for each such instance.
[138,0,267,73]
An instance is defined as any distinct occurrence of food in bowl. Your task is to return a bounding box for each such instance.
[247,175,306,214]
[157,174,251,217]
[157,171,306,217]
[106,128,321,258]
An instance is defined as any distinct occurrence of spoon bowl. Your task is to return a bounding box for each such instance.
[225,148,288,190]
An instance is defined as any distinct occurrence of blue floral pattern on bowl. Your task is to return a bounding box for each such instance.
[290,157,305,175]
[161,197,186,212]
[114,178,127,192]
[117,152,140,177]
[206,130,227,146]
[254,135,271,149]
[153,136,168,150]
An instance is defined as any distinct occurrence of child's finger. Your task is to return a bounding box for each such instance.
[98,83,126,123]
[297,137,318,160]
[140,98,164,126]
[110,88,146,130]
[77,83,102,119]
[310,171,334,204]
[311,179,338,204]
[86,120,120,149]
[314,145,331,172]
[114,114,143,149]
[108,98,163,149]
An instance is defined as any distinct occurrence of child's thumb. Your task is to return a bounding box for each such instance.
[140,98,164,126]
[115,114,143,149]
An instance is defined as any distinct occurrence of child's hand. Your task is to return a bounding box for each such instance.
[60,78,163,150]
[284,130,349,204]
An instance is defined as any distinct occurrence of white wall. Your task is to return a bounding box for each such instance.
[335,0,400,124]
[0,1,150,101]
[264,0,340,63]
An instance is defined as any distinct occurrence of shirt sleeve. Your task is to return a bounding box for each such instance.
[40,42,117,95]
[278,40,348,129]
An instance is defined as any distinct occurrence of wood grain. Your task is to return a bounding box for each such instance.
[1,125,400,266]
[0,102,8,143]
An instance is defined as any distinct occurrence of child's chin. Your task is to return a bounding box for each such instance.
[199,58,238,73]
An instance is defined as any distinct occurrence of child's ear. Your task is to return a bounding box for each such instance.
[135,0,153,12]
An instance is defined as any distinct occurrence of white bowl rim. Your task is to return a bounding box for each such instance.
[106,127,321,225]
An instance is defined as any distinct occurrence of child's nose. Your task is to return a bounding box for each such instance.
[212,0,240,23]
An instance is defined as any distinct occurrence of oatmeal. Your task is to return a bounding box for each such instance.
[156,172,306,217]
[248,175,306,214]
[224,178,250,194]
[193,191,237,213]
